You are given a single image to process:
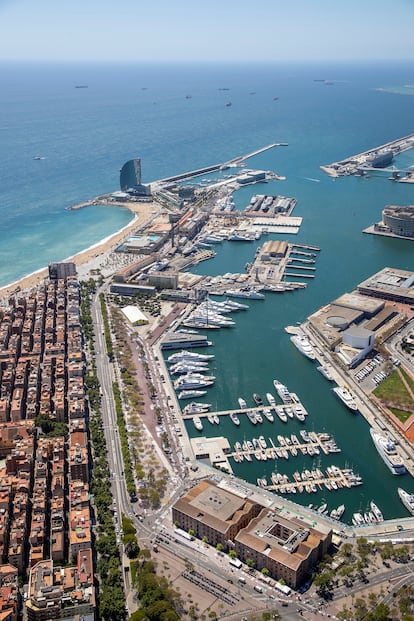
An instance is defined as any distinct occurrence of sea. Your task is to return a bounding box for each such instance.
[2,60,414,523]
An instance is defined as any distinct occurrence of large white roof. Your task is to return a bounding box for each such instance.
[121,305,148,324]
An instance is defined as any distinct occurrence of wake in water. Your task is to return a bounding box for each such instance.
[301,176,321,183]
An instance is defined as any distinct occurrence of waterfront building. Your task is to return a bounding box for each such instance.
[110,282,156,297]
[148,271,179,290]
[335,326,375,368]
[235,506,331,588]
[120,158,151,196]
[358,267,414,305]
[172,480,332,587]
[381,205,414,238]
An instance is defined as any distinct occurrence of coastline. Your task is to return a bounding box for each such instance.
[0,199,159,300]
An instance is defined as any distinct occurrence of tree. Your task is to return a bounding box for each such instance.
[228,549,237,559]
[216,543,223,552]
[246,557,255,568]
[261,568,269,576]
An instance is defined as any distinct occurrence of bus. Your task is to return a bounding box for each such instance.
[174,528,194,541]
[229,558,242,569]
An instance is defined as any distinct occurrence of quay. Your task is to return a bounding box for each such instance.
[321,133,414,178]
[284,272,315,278]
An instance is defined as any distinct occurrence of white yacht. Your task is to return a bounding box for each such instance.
[238,397,247,409]
[246,411,258,425]
[398,488,414,515]
[370,428,406,475]
[266,392,276,406]
[178,390,207,400]
[168,350,214,364]
[317,365,334,381]
[263,409,274,422]
[332,386,358,411]
[370,501,384,522]
[273,379,293,404]
[193,416,203,431]
[275,407,288,423]
[230,412,240,426]
[290,334,316,360]
[183,402,211,415]
[174,373,215,390]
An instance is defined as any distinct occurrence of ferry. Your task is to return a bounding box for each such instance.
[317,365,335,381]
[230,412,240,426]
[332,386,358,411]
[398,488,414,515]
[369,428,406,475]
[193,416,203,431]
[178,390,207,400]
[290,334,316,360]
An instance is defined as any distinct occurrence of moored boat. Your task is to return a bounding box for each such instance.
[370,501,384,522]
[193,416,203,431]
[178,390,207,400]
[369,428,406,475]
[333,386,358,411]
[263,408,274,422]
[398,488,414,515]
[238,397,247,409]
[290,334,316,360]
[317,365,334,381]
[266,392,276,406]
[230,412,240,426]
[253,393,263,406]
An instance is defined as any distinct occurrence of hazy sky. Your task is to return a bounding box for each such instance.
[0,0,413,63]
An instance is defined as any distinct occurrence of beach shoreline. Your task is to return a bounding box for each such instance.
[0,199,159,300]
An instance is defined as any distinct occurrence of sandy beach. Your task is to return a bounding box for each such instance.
[0,200,159,300]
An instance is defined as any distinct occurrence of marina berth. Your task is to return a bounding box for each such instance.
[290,334,316,360]
[398,488,414,515]
[332,386,358,411]
[370,428,406,475]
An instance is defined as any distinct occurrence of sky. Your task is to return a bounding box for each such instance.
[0,0,413,63]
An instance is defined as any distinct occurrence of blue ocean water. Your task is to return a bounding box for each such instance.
[2,60,414,521]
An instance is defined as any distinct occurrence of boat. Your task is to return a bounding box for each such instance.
[224,299,249,311]
[168,350,214,363]
[246,411,258,425]
[170,362,209,375]
[317,365,334,381]
[226,101,232,107]
[178,390,207,400]
[370,501,384,522]
[333,386,358,411]
[317,503,328,514]
[33,155,46,160]
[183,402,211,415]
[174,373,215,390]
[369,428,406,475]
[259,436,267,449]
[193,416,203,431]
[294,406,306,422]
[253,393,263,406]
[213,414,220,425]
[336,504,345,520]
[238,397,247,409]
[226,289,265,300]
[266,392,276,407]
[352,512,365,526]
[273,380,293,404]
[275,407,288,423]
[398,488,414,515]
[255,412,263,424]
[230,412,240,426]
[290,334,316,360]
[263,409,274,422]
[207,415,215,425]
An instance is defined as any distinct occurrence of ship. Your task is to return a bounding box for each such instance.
[398,488,414,515]
[369,428,406,475]
[193,416,203,431]
[230,412,240,426]
[178,390,207,400]
[290,334,316,360]
[317,365,334,381]
[332,386,358,411]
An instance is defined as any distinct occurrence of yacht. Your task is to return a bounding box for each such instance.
[246,411,258,425]
[370,501,384,522]
[224,299,249,311]
[266,392,276,407]
[193,416,203,431]
[294,406,306,422]
[213,414,220,425]
[230,412,240,426]
[170,362,209,375]
[168,350,214,364]
[317,365,335,381]
[370,428,406,475]
[226,289,265,300]
[178,389,207,400]
[259,436,267,449]
[253,393,264,406]
[174,373,215,390]
[332,386,358,411]
[275,407,288,423]
[273,379,293,404]
[398,488,414,515]
[352,512,365,526]
[238,397,247,409]
[290,334,316,360]
[255,412,263,424]
[183,402,211,415]
[263,409,274,422]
